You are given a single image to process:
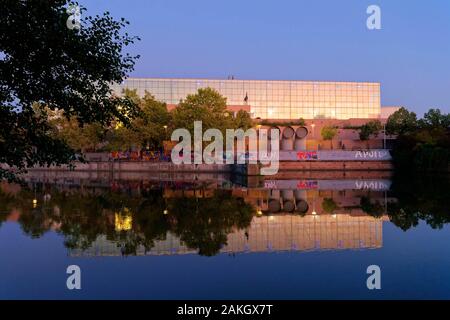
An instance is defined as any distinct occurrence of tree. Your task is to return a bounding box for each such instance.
[233,110,253,130]
[386,107,418,135]
[419,108,450,129]
[359,120,382,142]
[105,89,171,151]
[171,88,234,136]
[49,110,105,152]
[135,91,171,149]
[0,1,140,179]
[320,125,338,149]
[389,108,450,172]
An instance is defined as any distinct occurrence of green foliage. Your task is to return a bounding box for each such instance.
[386,107,418,135]
[106,90,171,151]
[387,174,450,231]
[390,108,450,172]
[322,198,338,213]
[259,119,306,127]
[419,108,450,129]
[0,0,139,179]
[359,120,382,141]
[0,186,254,256]
[49,111,105,152]
[360,196,384,218]
[172,88,233,135]
[234,110,254,130]
[321,126,338,140]
[171,87,254,142]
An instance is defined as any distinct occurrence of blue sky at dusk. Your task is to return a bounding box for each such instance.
[80,0,450,116]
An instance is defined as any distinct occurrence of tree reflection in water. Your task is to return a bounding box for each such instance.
[385,174,450,231]
[0,175,449,256]
[0,184,254,256]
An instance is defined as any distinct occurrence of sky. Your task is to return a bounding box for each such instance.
[80,0,450,116]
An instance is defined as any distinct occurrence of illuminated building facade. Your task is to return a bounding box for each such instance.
[113,78,382,120]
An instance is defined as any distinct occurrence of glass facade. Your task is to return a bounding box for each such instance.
[113,78,381,120]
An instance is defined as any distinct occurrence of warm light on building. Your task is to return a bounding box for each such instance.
[113,78,382,120]
[115,208,133,231]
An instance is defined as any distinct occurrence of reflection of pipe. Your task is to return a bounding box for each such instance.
[268,199,281,213]
[283,200,295,212]
[295,190,307,200]
[281,189,294,200]
[295,200,309,213]
[270,189,281,199]
[281,189,295,212]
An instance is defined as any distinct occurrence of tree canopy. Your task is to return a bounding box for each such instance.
[321,126,338,140]
[0,0,139,179]
[359,120,382,141]
[105,89,171,151]
[172,87,234,135]
[387,108,450,172]
[385,107,418,135]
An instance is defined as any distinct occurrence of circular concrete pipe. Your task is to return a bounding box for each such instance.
[295,200,309,214]
[295,126,309,139]
[281,126,295,151]
[294,126,309,151]
[282,126,295,139]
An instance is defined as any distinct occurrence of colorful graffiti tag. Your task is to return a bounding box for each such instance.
[296,151,318,160]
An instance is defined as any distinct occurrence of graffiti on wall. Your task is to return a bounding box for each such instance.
[296,151,318,160]
[354,150,390,160]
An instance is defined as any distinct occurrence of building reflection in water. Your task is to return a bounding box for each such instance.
[72,214,384,257]
[2,172,448,257]
[66,176,389,257]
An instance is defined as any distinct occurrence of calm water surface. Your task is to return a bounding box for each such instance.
[0,172,449,299]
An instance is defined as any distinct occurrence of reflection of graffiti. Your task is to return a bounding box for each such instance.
[296,180,318,189]
[296,151,318,160]
[264,181,277,189]
[110,151,170,162]
[355,181,388,190]
[111,180,203,192]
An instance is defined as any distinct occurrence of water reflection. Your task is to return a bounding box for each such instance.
[0,173,448,257]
